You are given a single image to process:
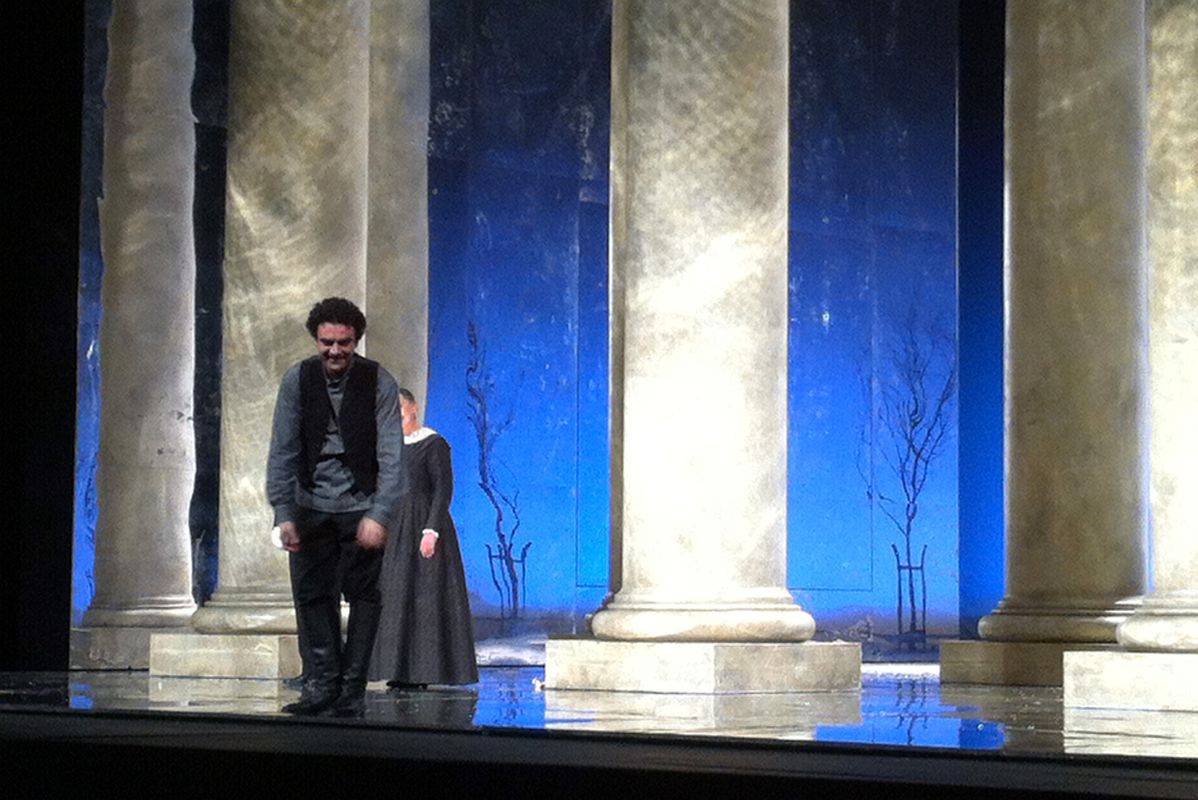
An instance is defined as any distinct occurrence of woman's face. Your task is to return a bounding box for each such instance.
[400,396,420,434]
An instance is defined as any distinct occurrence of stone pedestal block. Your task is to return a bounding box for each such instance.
[545,638,860,694]
[149,633,300,679]
[940,640,1121,686]
[1063,651,1198,712]
[71,627,190,670]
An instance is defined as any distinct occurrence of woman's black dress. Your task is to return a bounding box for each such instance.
[370,431,479,685]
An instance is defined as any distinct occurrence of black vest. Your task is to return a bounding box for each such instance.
[299,354,380,494]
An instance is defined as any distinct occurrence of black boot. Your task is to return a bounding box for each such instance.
[282,600,342,716]
[326,600,381,717]
[283,607,314,691]
[282,673,308,691]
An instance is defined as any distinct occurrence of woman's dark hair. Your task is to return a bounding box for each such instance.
[305,297,367,341]
[398,387,416,404]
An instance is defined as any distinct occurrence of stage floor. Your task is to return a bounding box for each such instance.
[3,663,1197,755]
[3,664,1196,797]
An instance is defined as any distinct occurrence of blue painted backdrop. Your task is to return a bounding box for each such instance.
[424,0,613,632]
[785,1,960,651]
[74,0,994,657]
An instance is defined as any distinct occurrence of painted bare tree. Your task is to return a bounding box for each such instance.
[465,320,530,619]
[864,300,957,642]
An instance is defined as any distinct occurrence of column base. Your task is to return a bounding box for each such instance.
[940,640,1123,686]
[978,600,1140,642]
[81,603,196,629]
[190,590,296,634]
[1064,650,1198,711]
[1116,596,1198,651]
[71,625,194,669]
[545,637,860,693]
[589,603,816,642]
[149,633,301,679]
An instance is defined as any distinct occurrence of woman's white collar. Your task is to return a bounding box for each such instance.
[404,426,437,445]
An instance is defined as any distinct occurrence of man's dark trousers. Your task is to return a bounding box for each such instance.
[289,508,384,707]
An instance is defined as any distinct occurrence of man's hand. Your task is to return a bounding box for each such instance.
[420,531,438,559]
[356,517,388,550]
[279,521,301,552]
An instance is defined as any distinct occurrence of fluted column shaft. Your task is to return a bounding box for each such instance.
[980,0,1149,643]
[84,0,197,635]
[589,0,813,642]
[1118,0,1198,653]
[193,0,372,632]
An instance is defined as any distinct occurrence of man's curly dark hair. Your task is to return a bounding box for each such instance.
[305,297,367,341]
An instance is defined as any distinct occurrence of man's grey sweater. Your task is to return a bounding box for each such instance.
[266,356,405,531]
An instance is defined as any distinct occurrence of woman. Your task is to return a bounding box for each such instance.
[370,388,479,687]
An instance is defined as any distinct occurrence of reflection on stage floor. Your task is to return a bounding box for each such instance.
[2,663,1196,760]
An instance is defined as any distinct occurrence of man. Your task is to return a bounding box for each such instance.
[267,297,404,716]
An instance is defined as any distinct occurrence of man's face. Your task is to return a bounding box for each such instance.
[315,322,357,377]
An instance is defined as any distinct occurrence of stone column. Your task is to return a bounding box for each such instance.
[365,0,430,408]
[1115,0,1198,655]
[546,0,857,693]
[71,0,198,669]
[943,0,1150,685]
[1064,0,1198,711]
[157,1,432,680]
[187,0,372,643]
